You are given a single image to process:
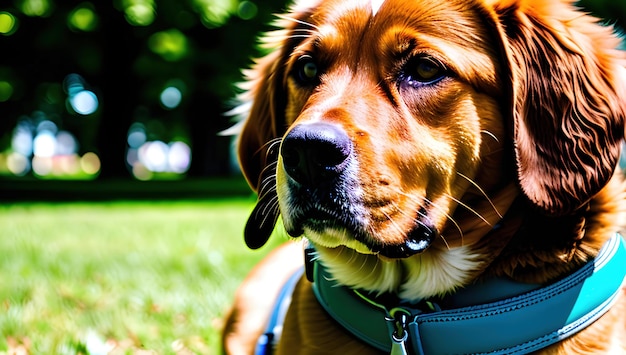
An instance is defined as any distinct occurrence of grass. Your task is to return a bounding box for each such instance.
[0,199,285,354]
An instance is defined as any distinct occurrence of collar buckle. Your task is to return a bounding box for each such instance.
[387,311,411,355]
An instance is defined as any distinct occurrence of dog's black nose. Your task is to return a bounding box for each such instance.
[281,123,352,186]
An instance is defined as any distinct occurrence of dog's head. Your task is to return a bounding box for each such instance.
[236,0,626,298]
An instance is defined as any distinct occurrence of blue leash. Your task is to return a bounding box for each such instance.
[255,266,304,355]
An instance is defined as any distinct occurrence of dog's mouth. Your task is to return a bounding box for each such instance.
[283,199,438,259]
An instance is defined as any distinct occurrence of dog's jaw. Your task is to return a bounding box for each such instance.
[279,178,522,300]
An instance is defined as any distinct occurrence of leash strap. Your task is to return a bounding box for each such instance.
[311,233,626,354]
[255,267,304,355]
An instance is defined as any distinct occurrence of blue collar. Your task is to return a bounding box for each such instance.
[309,233,626,354]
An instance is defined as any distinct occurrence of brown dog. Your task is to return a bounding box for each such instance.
[222,0,626,353]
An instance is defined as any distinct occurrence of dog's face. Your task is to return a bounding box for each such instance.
[275,0,508,259]
[237,0,626,300]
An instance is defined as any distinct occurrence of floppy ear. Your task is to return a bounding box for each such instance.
[235,40,289,249]
[237,49,288,192]
[236,11,314,249]
[487,0,626,216]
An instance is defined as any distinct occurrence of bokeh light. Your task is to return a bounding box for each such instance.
[160,86,182,109]
[140,140,169,172]
[33,130,57,158]
[0,12,19,36]
[80,152,101,175]
[17,0,54,17]
[148,29,188,62]
[7,152,30,176]
[32,155,53,176]
[70,90,99,115]
[122,0,155,26]
[11,123,33,156]
[237,1,258,20]
[193,0,237,28]
[56,131,78,155]
[68,3,98,32]
[168,141,191,173]
[127,123,147,148]
[125,122,191,180]
[64,73,84,96]
[1,113,101,179]
[64,73,99,116]
[0,81,14,101]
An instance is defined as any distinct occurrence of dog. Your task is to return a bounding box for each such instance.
[222,0,626,353]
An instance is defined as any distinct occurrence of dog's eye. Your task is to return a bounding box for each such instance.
[401,56,446,87]
[294,55,320,85]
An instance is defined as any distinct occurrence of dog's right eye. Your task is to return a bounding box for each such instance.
[399,56,447,89]
[294,55,320,86]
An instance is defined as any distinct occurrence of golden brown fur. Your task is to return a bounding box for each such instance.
[222,0,626,353]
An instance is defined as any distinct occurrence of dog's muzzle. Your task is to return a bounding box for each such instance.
[279,122,435,258]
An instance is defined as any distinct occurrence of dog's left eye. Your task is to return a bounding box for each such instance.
[400,56,447,88]
[294,55,320,86]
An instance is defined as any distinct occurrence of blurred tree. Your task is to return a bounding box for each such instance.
[0,0,288,180]
[95,2,139,178]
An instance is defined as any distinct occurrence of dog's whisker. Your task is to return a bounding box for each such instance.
[258,206,279,228]
[446,194,492,226]
[380,209,410,238]
[262,137,282,151]
[276,14,320,30]
[258,173,277,195]
[414,218,435,233]
[289,29,316,36]
[455,172,502,218]
[251,139,281,166]
[379,191,460,250]
[286,35,314,40]
[480,129,499,142]
[438,233,452,250]
[290,27,316,32]
[421,196,464,248]
[260,179,277,198]
[253,191,278,215]
[260,195,279,215]
[260,170,276,186]
[357,252,372,276]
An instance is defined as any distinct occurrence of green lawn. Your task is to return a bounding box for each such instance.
[0,199,285,354]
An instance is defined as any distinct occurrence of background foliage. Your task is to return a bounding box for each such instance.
[0,0,287,183]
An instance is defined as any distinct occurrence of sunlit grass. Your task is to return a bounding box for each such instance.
[0,199,284,354]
